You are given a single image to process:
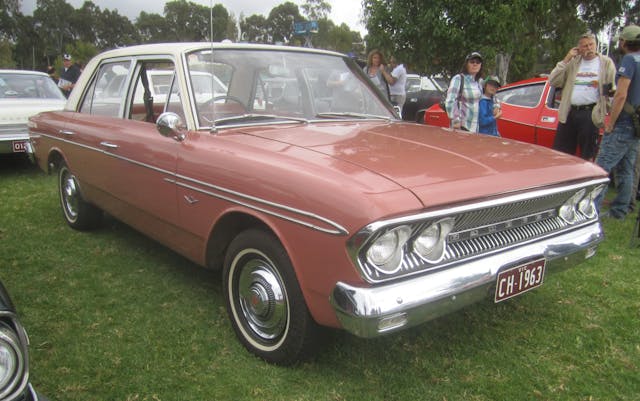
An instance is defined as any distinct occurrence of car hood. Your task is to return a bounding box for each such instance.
[238,121,606,208]
[0,99,67,125]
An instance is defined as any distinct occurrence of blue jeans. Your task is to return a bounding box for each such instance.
[595,120,639,217]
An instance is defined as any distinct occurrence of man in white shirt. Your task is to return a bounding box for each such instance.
[549,33,616,160]
[387,56,407,111]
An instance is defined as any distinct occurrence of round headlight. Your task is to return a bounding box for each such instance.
[0,324,24,395]
[366,225,411,274]
[579,185,605,219]
[559,189,585,224]
[414,217,455,264]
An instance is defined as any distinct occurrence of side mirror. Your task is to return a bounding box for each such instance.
[156,112,186,142]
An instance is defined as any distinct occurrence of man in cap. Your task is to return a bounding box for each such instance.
[58,53,81,98]
[549,32,616,160]
[595,25,640,219]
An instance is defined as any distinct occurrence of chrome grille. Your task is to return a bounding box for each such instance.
[354,180,607,283]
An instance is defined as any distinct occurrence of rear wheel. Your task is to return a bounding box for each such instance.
[58,162,102,230]
[223,228,318,365]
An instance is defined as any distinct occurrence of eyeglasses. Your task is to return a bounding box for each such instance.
[468,59,482,65]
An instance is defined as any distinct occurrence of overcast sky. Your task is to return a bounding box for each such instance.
[20,0,367,36]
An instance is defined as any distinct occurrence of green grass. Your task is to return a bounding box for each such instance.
[1,154,639,401]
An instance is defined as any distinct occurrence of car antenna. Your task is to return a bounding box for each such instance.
[210,0,217,133]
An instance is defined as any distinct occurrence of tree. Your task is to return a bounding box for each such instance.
[301,0,331,21]
[95,8,138,49]
[267,2,303,44]
[69,1,100,44]
[163,0,230,42]
[12,14,41,69]
[210,4,231,41]
[0,0,21,41]
[363,0,634,83]
[136,11,172,43]
[33,0,77,57]
[164,0,211,41]
[0,39,15,68]
[313,19,362,54]
[241,14,269,43]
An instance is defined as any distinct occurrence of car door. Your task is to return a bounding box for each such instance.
[496,81,547,145]
[70,58,182,236]
[535,83,561,149]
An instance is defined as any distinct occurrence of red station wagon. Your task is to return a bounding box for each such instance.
[28,44,608,365]
[424,76,564,149]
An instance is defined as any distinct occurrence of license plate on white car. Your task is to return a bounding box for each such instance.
[12,140,28,153]
[495,258,546,302]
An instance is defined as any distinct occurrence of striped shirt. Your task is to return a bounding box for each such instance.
[445,73,483,132]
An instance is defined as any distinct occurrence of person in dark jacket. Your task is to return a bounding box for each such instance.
[58,53,81,98]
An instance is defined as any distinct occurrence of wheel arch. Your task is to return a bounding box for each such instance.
[205,211,273,271]
[45,148,66,174]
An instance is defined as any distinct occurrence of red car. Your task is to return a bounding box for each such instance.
[424,76,563,149]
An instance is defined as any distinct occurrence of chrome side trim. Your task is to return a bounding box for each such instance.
[35,132,348,236]
[331,221,603,338]
[170,178,348,235]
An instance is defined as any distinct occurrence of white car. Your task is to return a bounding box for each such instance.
[0,69,66,155]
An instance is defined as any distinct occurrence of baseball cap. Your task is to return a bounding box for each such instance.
[485,75,501,87]
[465,52,483,62]
[63,54,72,61]
[620,25,640,42]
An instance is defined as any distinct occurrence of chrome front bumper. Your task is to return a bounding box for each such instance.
[330,222,603,338]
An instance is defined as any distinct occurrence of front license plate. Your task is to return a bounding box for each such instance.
[12,140,28,153]
[495,258,545,302]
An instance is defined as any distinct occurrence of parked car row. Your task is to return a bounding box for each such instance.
[27,43,607,366]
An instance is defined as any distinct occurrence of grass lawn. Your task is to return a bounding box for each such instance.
[1,154,639,401]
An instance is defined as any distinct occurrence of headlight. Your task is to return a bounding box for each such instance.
[559,189,586,224]
[414,217,455,263]
[0,323,25,398]
[366,225,411,274]
[579,185,605,219]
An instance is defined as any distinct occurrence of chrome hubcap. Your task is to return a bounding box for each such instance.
[237,258,287,341]
[61,169,79,220]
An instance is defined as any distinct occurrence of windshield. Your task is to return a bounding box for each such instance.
[186,48,395,128]
[0,73,65,100]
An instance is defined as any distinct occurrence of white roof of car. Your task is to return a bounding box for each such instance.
[91,42,345,60]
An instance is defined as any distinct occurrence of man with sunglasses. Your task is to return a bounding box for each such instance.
[549,33,616,160]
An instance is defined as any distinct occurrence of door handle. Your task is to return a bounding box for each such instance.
[59,130,74,136]
[99,141,119,149]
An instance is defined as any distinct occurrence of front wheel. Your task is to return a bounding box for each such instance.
[223,229,318,365]
[58,162,102,230]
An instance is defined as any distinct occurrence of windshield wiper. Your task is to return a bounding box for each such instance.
[315,112,392,121]
[213,114,308,125]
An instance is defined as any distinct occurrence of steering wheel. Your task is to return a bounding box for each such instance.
[201,95,247,114]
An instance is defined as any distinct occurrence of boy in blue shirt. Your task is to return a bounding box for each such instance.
[478,76,502,136]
